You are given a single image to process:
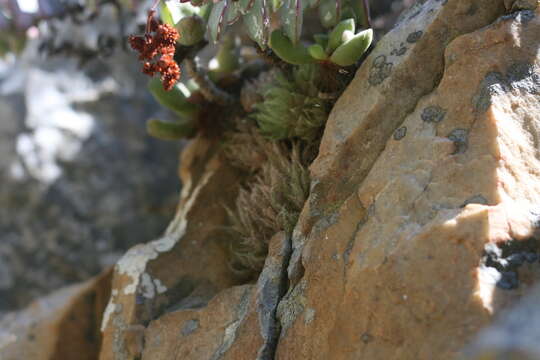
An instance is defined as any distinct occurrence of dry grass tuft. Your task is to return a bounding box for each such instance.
[224,125,311,277]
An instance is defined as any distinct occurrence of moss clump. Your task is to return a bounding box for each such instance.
[251,64,330,142]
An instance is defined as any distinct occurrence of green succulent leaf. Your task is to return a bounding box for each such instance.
[148,78,198,117]
[208,0,229,43]
[199,2,213,22]
[160,0,200,25]
[212,34,240,73]
[269,30,314,65]
[243,0,270,48]
[146,118,196,140]
[227,1,242,25]
[313,33,329,48]
[159,2,175,25]
[271,0,284,12]
[329,28,373,66]
[327,18,355,54]
[280,0,303,45]
[176,15,206,46]
[308,43,327,60]
[239,0,256,14]
[252,65,328,141]
[318,0,341,28]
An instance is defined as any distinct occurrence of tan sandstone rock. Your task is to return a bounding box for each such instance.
[276,2,540,360]
[95,1,540,359]
[141,285,253,360]
[140,231,290,360]
[99,136,244,360]
[0,268,111,360]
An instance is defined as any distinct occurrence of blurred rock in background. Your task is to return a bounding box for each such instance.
[0,0,182,314]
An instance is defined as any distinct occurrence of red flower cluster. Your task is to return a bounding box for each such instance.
[128,11,180,91]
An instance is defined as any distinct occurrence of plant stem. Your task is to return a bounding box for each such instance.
[362,0,371,28]
[183,57,236,106]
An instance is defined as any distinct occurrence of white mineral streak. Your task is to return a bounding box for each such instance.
[101,290,119,332]
[101,171,212,332]
[153,278,168,294]
[476,265,501,314]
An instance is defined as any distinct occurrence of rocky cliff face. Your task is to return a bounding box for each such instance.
[2,0,540,359]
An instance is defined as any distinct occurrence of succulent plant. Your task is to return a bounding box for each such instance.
[146,77,199,140]
[148,77,199,117]
[251,64,329,142]
[175,15,206,46]
[160,0,371,50]
[269,18,373,67]
[142,0,372,139]
[209,34,241,76]
[146,118,196,140]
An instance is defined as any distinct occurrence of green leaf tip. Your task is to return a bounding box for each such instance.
[327,18,355,54]
[148,77,199,117]
[269,30,315,65]
[330,28,373,67]
[146,118,196,140]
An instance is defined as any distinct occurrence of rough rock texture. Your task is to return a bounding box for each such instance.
[142,285,253,360]
[98,136,244,360]
[140,231,291,360]
[93,1,540,359]
[0,47,182,312]
[218,232,290,360]
[0,269,111,360]
[276,1,540,359]
[20,0,539,359]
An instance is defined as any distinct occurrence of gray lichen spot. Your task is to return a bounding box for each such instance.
[181,319,199,336]
[462,195,489,207]
[361,332,374,344]
[406,31,423,43]
[473,72,508,112]
[421,106,446,123]
[474,63,539,112]
[304,308,316,325]
[447,128,468,154]
[407,9,422,20]
[507,62,540,94]
[276,280,307,334]
[391,43,408,56]
[369,55,393,86]
[394,126,407,141]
